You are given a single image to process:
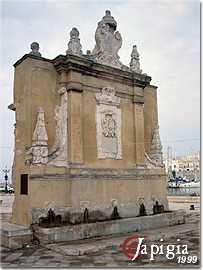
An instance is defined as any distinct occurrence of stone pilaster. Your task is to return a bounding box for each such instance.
[67,83,83,165]
[134,102,145,166]
[133,99,145,167]
[133,85,145,167]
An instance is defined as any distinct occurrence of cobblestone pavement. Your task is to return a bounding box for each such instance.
[0,195,200,268]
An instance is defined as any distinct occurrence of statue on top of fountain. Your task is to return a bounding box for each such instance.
[91,10,123,69]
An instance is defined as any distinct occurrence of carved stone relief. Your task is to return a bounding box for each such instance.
[144,152,157,169]
[145,124,164,168]
[96,87,122,159]
[27,107,48,165]
[91,10,123,69]
[48,87,68,166]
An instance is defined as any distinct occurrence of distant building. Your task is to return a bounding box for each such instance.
[164,152,200,181]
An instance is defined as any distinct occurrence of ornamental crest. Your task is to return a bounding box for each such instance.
[102,114,117,138]
[91,10,123,69]
[96,87,120,106]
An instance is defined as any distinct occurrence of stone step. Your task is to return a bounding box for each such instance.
[1,222,33,249]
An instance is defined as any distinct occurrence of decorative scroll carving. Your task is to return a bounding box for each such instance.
[95,87,120,106]
[27,107,48,164]
[66,27,83,56]
[96,87,122,159]
[146,124,164,168]
[48,87,68,166]
[144,152,157,169]
[91,10,123,69]
[130,45,142,73]
[102,114,116,138]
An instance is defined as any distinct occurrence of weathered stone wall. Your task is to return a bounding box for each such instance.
[11,57,59,225]
[10,55,167,226]
[69,176,168,217]
[29,171,168,225]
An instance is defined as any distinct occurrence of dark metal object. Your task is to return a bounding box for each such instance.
[153,201,164,215]
[83,208,89,223]
[139,203,147,216]
[111,206,120,219]
[3,167,10,193]
[39,208,62,227]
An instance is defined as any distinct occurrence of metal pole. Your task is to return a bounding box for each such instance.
[3,167,10,193]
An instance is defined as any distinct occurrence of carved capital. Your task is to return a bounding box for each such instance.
[66,82,83,92]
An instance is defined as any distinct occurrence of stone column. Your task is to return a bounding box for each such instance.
[67,82,83,165]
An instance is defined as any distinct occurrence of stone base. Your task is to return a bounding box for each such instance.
[1,222,33,249]
[34,210,185,244]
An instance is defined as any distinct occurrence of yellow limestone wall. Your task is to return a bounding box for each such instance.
[10,56,168,226]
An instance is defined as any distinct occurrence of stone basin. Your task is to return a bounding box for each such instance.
[33,210,186,244]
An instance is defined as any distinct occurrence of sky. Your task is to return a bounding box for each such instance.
[0,0,200,180]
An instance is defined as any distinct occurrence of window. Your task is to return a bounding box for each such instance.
[20,174,28,195]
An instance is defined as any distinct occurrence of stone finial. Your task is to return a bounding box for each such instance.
[130,45,142,74]
[66,27,83,56]
[91,10,123,69]
[101,10,117,30]
[29,42,41,57]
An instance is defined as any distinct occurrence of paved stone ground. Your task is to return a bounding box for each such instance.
[0,194,200,268]
[0,194,14,223]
